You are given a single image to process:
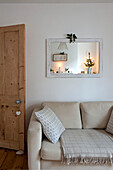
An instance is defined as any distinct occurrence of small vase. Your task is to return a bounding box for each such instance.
[87,68,91,74]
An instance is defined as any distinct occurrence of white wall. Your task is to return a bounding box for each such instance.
[0,3,113,128]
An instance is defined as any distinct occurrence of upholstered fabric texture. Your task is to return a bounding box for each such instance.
[28,108,42,170]
[61,129,113,165]
[106,110,113,134]
[41,160,113,170]
[42,102,82,128]
[81,101,113,129]
[41,139,61,161]
[35,106,65,144]
[28,102,113,170]
[41,130,113,162]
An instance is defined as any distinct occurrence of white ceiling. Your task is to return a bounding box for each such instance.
[0,0,113,3]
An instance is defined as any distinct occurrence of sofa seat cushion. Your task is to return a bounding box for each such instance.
[41,139,61,161]
[81,101,113,129]
[41,160,113,170]
[42,102,82,128]
[41,130,113,161]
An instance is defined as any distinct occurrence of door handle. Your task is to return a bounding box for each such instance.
[16,100,21,104]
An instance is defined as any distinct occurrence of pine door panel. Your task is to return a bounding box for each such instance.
[0,33,4,96]
[4,106,19,141]
[4,31,19,96]
[0,107,5,140]
[0,24,25,151]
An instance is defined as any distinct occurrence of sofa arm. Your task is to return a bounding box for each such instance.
[28,108,42,170]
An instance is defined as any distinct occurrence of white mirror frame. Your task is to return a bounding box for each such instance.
[47,38,103,78]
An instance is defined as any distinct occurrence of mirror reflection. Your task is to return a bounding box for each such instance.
[47,39,102,78]
[51,42,99,74]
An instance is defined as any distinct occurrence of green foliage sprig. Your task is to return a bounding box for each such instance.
[66,33,77,43]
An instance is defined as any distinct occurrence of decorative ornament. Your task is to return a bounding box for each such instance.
[84,52,95,68]
[84,52,95,74]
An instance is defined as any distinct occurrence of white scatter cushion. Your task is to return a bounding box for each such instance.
[35,106,65,144]
[106,110,113,134]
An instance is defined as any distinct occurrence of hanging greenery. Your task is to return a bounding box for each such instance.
[66,33,77,43]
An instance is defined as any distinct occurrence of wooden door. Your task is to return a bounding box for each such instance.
[0,24,25,151]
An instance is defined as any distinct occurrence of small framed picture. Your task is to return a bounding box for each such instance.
[53,54,68,62]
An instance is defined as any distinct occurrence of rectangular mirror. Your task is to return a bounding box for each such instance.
[47,38,103,78]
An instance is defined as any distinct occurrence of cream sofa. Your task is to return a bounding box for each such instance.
[28,101,113,170]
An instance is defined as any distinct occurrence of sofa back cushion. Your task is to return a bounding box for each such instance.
[81,101,113,129]
[42,102,82,128]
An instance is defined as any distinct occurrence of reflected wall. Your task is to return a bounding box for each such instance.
[47,38,102,78]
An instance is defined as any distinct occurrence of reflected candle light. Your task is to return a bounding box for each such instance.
[57,62,62,73]
[58,62,62,67]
